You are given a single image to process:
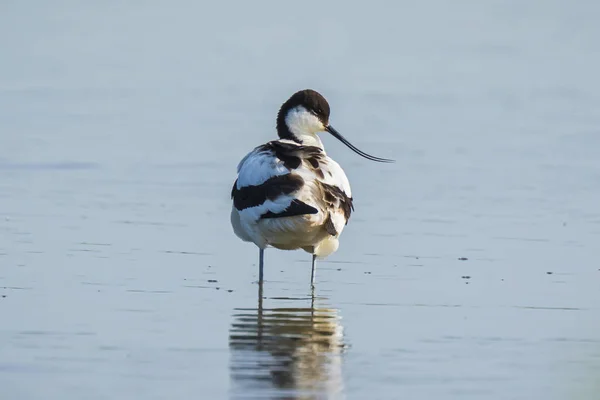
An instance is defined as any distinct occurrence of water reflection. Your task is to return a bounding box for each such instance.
[229,283,346,398]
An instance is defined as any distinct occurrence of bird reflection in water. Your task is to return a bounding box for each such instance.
[229,282,346,398]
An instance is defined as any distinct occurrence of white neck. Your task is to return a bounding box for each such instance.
[296,133,324,148]
[285,106,326,149]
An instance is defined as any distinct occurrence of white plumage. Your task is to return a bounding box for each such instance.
[230,89,392,285]
[231,141,351,256]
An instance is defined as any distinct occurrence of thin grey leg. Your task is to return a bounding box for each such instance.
[257,278,264,312]
[257,279,264,344]
[311,254,317,287]
[258,248,265,282]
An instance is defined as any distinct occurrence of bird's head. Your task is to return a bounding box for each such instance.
[276,89,393,163]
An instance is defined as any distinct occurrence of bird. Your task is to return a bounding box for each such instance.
[230,89,393,286]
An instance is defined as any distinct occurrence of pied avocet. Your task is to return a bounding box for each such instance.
[231,89,393,286]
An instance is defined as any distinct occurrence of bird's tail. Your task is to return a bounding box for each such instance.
[314,236,339,258]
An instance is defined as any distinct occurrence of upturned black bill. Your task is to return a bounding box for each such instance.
[326,125,394,163]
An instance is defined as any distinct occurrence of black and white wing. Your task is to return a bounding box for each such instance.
[231,139,353,245]
[231,140,320,222]
[312,157,353,237]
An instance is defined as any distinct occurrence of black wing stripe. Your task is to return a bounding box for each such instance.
[232,174,304,210]
[260,199,318,219]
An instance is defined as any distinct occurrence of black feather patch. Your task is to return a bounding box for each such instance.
[321,183,354,223]
[232,174,304,210]
[260,199,318,219]
[324,214,338,236]
[261,141,302,169]
[258,141,325,171]
[307,157,319,168]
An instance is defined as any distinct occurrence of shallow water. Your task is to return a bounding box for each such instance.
[2,1,600,399]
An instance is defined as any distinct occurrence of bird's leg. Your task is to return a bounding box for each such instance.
[311,254,317,287]
[258,248,265,282]
[257,278,264,346]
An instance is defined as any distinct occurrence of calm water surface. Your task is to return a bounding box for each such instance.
[1,1,600,399]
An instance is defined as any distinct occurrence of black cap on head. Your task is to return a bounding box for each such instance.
[276,89,330,140]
